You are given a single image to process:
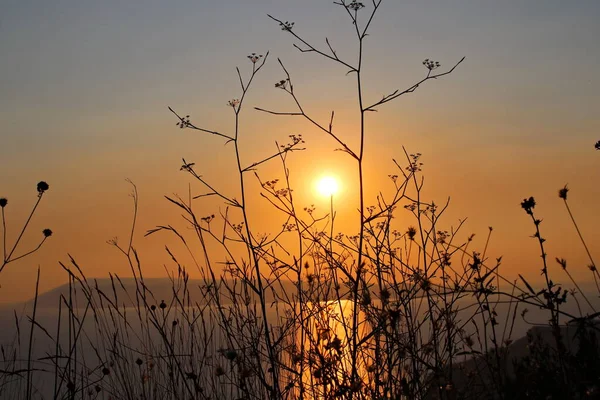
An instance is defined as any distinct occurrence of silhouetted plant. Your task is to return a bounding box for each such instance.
[0,181,52,274]
[1,2,598,400]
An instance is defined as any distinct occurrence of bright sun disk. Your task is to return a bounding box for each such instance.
[316,176,339,197]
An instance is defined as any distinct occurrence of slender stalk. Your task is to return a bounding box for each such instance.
[1,194,44,273]
[1,207,6,261]
[562,198,596,269]
[25,267,41,400]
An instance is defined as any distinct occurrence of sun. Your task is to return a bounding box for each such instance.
[316,176,339,197]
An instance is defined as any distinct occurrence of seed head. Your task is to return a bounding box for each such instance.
[558,185,569,200]
[279,21,295,31]
[423,58,441,71]
[37,181,49,194]
[0,198,6,208]
[247,53,263,63]
[42,229,53,238]
[556,257,567,270]
[520,197,536,215]
[346,1,365,11]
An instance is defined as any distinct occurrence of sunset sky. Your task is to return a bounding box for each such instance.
[1,0,599,302]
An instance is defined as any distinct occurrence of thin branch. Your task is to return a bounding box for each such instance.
[364,57,465,111]
[6,237,48,263]
[253,108,302,117]
[241,144,305,173]
[256,59,358,159]
[168,106,235,142]
[267,14,356,72]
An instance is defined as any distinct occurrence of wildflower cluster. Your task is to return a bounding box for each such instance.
[520,196,536,215]
[404,202,417,212]
[374,221,387,230]
[176,115,191,129]
[262,178,292,198]
[346,1,365,11]
[262,179,279,190]
[227,99,240,108]
[347,234,361,246]
[279,20,294,31]
[280,134,305,151]
[201,214,215,224]
[274,79,289,90]
[232,222,245,234]
[423,58,441,71]
[282,223,297,232]
[303,204,315,215]
[247,53,263,63]
[274,188,291,198]
[435,230,449,244]
[406,153,423,172]
[424,202,438,215]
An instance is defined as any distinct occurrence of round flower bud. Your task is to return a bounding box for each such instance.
[37,181,50,194]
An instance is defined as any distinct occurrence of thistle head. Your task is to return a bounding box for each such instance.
[37,181,49,195]
[558,185,569,200]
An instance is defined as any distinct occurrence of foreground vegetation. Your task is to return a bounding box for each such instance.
[1,1,599,399]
